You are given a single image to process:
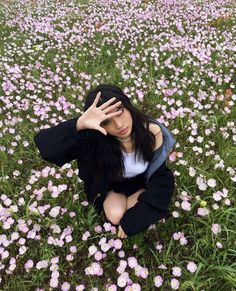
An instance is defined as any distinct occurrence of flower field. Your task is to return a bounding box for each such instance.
[0,0,236,290]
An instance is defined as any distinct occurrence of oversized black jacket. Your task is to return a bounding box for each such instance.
[34,116,176,236]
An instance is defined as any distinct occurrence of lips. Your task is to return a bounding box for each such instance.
[119,127,128,135]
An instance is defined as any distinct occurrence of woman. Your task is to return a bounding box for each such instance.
[34,84,176,238]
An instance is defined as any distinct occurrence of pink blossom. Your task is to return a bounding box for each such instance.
[197,207,209,216]
[211,223,221,235]
[107,284,117,291]
[104,222,113,231]
[173,232,183,240]
[88,245,97,257]
[213,191,222,201]
[128,257,138,268]
[61,281,70,290]
[113,239,123,249]
[50,278,58,288]
[207,178,216,187]
[154,275,163,287]
[118,251,125,258]
[172,266,182,277]
[181,201,191,211]
[70,246,77,253]
[94,225,103,233]
[66,254,73,261]
[171,278,179,289]
[94,251,103,261]
[124,283,141,291]
[216,242,223,248]
[24,259,34,272]
[101,242,111,252]
[49,206,60,218]
[140,267,149,278]
[187,262,197,273]
[75,285,85,291]
[82,231,90,241]
[117,273,128,288]
[36,260,49,270]
[179,236,188,245]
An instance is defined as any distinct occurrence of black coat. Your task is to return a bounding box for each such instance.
[34,116,176,236]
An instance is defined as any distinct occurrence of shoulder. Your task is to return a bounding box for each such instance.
[148,122,163,151]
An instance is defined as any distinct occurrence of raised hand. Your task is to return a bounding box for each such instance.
[78,92,122,135]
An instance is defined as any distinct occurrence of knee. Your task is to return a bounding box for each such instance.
[105,207,126,225]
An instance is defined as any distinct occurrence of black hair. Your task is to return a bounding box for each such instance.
[83,84,156,189]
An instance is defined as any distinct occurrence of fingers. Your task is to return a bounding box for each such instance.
[92,91,102,107]
[106,109,122,118]
[98,96,117,110]
[103,100,122,114]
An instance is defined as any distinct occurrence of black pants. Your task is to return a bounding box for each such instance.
[106,172,147,197]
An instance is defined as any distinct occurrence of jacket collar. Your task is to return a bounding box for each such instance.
[144,117,176,182]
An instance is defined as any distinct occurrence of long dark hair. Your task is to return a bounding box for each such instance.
[84,84,156,188]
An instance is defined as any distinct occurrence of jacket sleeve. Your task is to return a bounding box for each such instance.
[119,162,175,236]
[34,117,86,167]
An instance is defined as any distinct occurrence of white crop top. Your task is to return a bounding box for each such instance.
[122,150,149,178]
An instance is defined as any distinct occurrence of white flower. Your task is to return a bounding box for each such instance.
[207,178,216,188]
[49,206,60,218]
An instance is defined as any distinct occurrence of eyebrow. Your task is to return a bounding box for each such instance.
[102,106,124,123]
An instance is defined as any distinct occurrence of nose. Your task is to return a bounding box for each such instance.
[113,117,123,129]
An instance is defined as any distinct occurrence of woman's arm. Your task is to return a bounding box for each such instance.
[34,117,87,167]
[119,163,175,236]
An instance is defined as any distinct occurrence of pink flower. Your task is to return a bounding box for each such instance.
[187,262,197,273]
[172,266,182,277]
[104,222,112,231]
[75,285,85,291]
[24,259,34,272]
[118,251,125,258]
[140,267,149,278]
[101,242,110,252]
[61,282,70,290]
[154,275,163,287]
[181,201,191,211]
[94,251,103,261]
[128,257,138,268]
[207,178,216,187]
[49,206,60,218]
[50,278,58,288]
[107,284,117,291]
[117,274,128,288]
[113,239,123,249]
[173,232,183,240]
[82,231,90,241]
[197,207,209,216]
[179,236,188,245]
[94,225,103,233]
[88,245,97,257]
[171,278,179,289]
[70,246,77,253]
[211,223,221,235]
[216,242,223,248]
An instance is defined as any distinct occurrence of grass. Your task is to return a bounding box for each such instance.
[0,0,236,290]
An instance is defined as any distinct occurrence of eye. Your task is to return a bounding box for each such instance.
[101,119,110,126]
[117,107,124,115]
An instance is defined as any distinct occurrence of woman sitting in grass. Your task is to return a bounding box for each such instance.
[34,84,176,238]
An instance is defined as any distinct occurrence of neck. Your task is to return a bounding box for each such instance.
[115,136,132,142]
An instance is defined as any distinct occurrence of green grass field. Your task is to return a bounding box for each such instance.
[0,0,236,290]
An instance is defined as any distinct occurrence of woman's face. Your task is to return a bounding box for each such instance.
[100,103,133,139]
